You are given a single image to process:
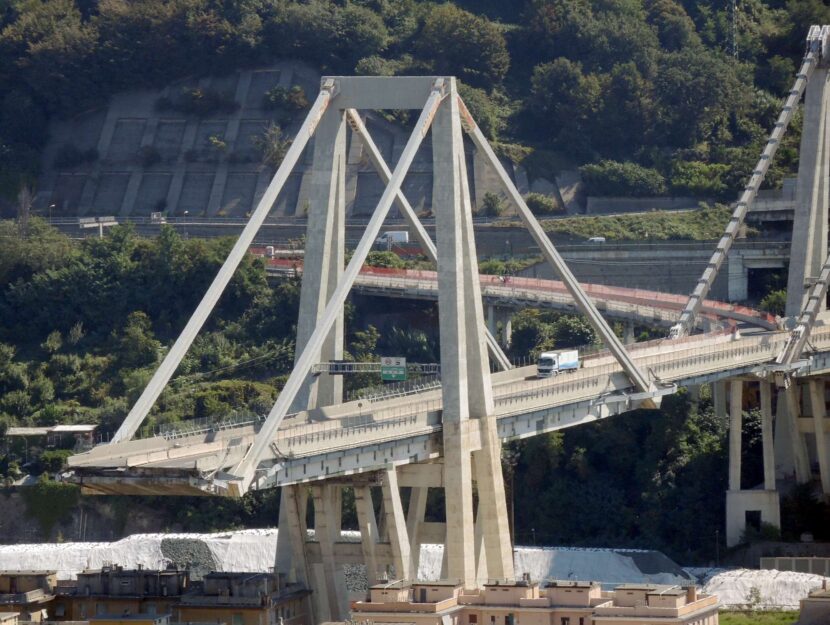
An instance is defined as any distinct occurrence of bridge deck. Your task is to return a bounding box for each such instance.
[67,322,830,496]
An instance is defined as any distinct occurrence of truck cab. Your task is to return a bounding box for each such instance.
[537,350,579,378]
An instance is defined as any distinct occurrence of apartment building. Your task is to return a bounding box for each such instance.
[53,566,190,621]
[0,571,57,622]
[176,572,310,625]
[351,577,719,625]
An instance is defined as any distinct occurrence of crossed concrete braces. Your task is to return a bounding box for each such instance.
[110,76,661,486]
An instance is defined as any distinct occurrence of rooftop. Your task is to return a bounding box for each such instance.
[545,580,598,589]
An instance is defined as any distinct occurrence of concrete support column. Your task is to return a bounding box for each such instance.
[354,485,380,585]
[502,312,513,349]
[381,467,411,580]
[472,417,514,582]
[729,380,743,491]
[808,379,830,496]
[487,305,496,338]
[311,484,345,621]
[433,79,492,589]
[406,487,428,580]
[780,384,812,483]
[727,254,749,302]
[759,381,776,491]
[774,384,812,483]
[622,321,636,345]
[786,66,830,317]
[292,109,348,412]
[275,485,310,587]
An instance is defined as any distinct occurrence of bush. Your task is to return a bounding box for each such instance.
[580,160,667,197]
[525,193,564,216]
[759,289,786,316]
[480,192,505,216]
[365,251,405,268]
[254,123,291,168]
[53,144,98,169]
[39,449,73,473]
[263,85,309,111]
[670,160,730,197]
[156,87,238,117]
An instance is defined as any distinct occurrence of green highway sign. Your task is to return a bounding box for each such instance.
[381,356,407,381]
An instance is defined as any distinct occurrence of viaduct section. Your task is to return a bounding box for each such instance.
[66,28,830,624]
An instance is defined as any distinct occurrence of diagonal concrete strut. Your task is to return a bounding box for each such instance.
[222,80,448,495]
[345,108,512,371]
[456,96,652,395]
[111,82,338,444]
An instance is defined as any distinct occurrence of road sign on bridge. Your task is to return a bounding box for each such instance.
[381,356,407,381]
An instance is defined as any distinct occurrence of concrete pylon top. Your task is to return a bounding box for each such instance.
[808,25,830,66]
[320,76,451,110]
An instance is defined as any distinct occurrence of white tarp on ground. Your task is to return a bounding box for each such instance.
[0,529,825,610]
[702,568,829,610]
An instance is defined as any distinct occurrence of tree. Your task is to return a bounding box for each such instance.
[254,123,291,168]
[530,58,601,152]
[0,0,101,113]
[654,47,751,148]
[458,83,503,141]
[414,4,509,89]
[118,311,161,370]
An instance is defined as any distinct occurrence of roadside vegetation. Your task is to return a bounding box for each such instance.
[719,610,799,625]
[530,204,757,242]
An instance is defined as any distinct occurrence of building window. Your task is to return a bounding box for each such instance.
[96,603,105,615]
[579,618,584,625]
[469,616,477,624]
[561,618,570,625]
[233,613,244,625]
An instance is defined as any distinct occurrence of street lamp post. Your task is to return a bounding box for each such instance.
[183,210,189,239]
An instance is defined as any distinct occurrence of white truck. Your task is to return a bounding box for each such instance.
[536,350,580,378]
[375,231,410,248]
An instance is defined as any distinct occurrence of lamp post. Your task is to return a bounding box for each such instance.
[48,204,55,222]
[183,210,189,239]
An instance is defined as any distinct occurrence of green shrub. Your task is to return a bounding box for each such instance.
[40,449,73,473]
[366,251,405,268]
[480,192,505,216]
[156,87,238,117]
[580,160,667,196]
[263,85,309,111]
[670,160,730,197]
[525,192,563,215]
[759,289,786,316]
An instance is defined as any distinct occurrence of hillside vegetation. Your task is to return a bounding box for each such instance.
[1,0,829,204]
[536,204,759,241]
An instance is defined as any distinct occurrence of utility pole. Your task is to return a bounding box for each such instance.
[17,186,32,238]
